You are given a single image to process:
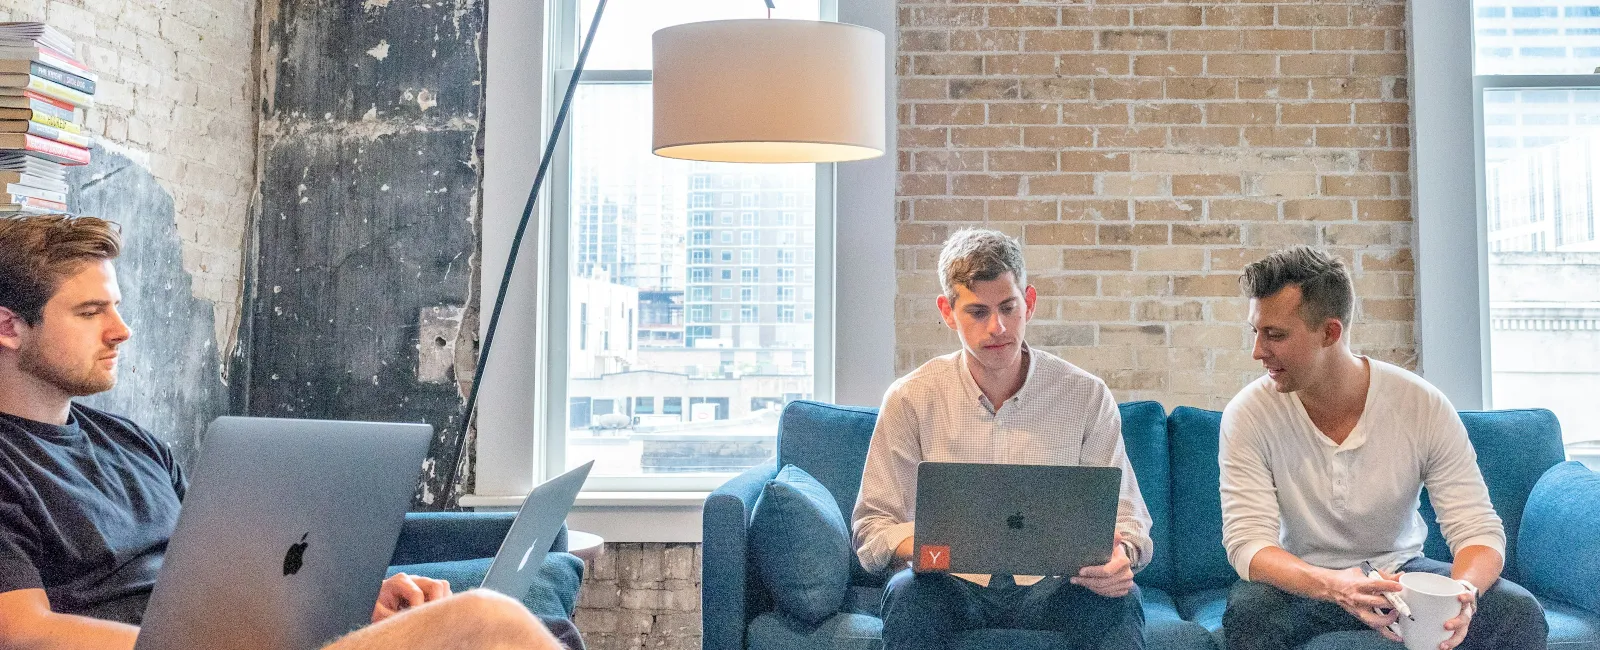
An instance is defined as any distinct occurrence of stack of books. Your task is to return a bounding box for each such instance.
[0,22,93,214]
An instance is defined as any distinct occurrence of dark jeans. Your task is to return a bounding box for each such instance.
[1223,556,1547,650]
[879,569,1145,650]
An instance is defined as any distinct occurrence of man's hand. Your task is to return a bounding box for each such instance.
[1320,566,1403,642]
[1439,589,1478,650]
[893,535,915,567]
[1070,532,1135,598]
[372,573,452,623]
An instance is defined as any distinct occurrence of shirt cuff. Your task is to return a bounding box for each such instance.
[1233,540,1278,582]
[862,521,916,574]
[1449,535,1506,562]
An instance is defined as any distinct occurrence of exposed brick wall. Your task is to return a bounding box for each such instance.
[895,0,1415,409]
[575,543,703,650]
[0,0,257,363]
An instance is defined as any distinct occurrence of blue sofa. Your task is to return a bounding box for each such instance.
[387,512,584,623]
[704,400,1600,650]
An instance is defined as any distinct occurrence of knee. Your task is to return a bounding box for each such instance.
[1484,581,1548,633]
[1222,581,1287,631]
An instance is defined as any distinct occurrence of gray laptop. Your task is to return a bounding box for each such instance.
[912,462,1122,576]
[135,417,432,650]
[479,461,593,597]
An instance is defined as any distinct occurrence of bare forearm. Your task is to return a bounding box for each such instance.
[1,613,137,650]
[1246,546,1339,601]
[1450,545,1503,594]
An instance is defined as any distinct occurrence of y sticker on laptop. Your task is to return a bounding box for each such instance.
[918,544,951,571]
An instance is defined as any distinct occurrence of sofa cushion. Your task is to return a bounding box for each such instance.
[1167,407,1238,592]
[1416,409,1565,582]
[1143,586,1220,649]
[1517,462,1600,615]
[388,552,585,619]
[747,611,883,650]
[775,401,884,588]
[1120,401,1175,590]
[751,464,853,624]
[1545,599,1600,648]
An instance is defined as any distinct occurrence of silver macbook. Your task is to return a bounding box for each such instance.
[135,417,432,650]
[480,461,593,597]
[912,462,1122,576]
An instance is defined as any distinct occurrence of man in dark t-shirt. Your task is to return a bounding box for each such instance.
[0,215,565,650]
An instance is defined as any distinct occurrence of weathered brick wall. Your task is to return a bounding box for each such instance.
[896,0,1415,409]
[0,0,257,361]
[575,544,702,650]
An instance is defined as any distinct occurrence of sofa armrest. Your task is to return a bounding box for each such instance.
[391,512,571,565]
[702,460,780,650]
[1516,461,1600,616]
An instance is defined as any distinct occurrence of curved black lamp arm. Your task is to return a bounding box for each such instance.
[443,0,608,504]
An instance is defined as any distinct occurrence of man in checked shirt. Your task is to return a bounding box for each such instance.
[852,228,1153,650]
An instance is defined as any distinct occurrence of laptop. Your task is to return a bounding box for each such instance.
[912,462,1122,576]
[479,461,594,597]
[135,417,432,650]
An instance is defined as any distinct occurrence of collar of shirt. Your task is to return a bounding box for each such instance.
[1288,355,1381,453]
[958,343,1038,415]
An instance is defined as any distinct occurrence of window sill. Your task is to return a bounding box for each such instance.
[459,491,708,543]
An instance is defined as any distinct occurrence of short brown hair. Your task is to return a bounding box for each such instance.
[1241,246,1354,328]
[938,228,1027,303]
[0,214,123,325]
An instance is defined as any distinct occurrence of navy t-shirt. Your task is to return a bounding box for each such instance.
[0,403,185,624]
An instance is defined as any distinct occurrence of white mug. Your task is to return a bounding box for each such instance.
[1395,572,1468,650]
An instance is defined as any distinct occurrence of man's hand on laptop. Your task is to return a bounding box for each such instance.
[371,573,452,623]
[1069,532,1134,598]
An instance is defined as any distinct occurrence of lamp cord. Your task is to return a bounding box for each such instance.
[443,0,608,507]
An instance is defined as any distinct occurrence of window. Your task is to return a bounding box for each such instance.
[1468,0,1600,452]
[741,286,755,301]
[781,212,797,226]
[778,306,795,323]
[778,250,796,264]
[778,231,797,245]
[778,286,795,302]
[550,0,831,488]
[777,268,795,282]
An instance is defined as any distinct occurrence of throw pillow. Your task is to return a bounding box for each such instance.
[749,464,852,625]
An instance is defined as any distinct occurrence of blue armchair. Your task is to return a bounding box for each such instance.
[703,400,1600,650]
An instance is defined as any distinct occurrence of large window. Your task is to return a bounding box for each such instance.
[550,0,831,486]
[1473,1,1600,450]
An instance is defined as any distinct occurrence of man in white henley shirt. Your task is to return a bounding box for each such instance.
[1218,246,1546,650]
[852,229,1152,650]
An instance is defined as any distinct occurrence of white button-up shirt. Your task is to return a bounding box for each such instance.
[851,346,1155,586]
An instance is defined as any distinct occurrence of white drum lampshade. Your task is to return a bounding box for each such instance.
[652,19,886,163]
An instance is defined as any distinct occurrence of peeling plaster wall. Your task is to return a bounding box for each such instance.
[0,0,258,458]
[251,0,484,507]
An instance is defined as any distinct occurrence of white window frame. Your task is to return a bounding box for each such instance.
[1412,0,1600,409]
[474,0,895,542]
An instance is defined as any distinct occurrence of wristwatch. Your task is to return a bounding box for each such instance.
[1456,579,1480,613]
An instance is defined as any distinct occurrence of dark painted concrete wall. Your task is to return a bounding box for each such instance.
[71,151,234,467]
[252,0,485,507]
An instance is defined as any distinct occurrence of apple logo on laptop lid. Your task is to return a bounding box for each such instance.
[283,533,309,576]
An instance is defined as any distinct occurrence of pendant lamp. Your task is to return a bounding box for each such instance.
[652,17,887,163]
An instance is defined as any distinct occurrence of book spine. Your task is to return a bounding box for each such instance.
[30,110,78,133]
[25,120,90,148]
[22,133,89,164]
[28,61,93,94]
[6,183,66,203]
[22,89,74,115]
[5,194,67,211]
[35,45,90,76]
[26,75,90,108]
